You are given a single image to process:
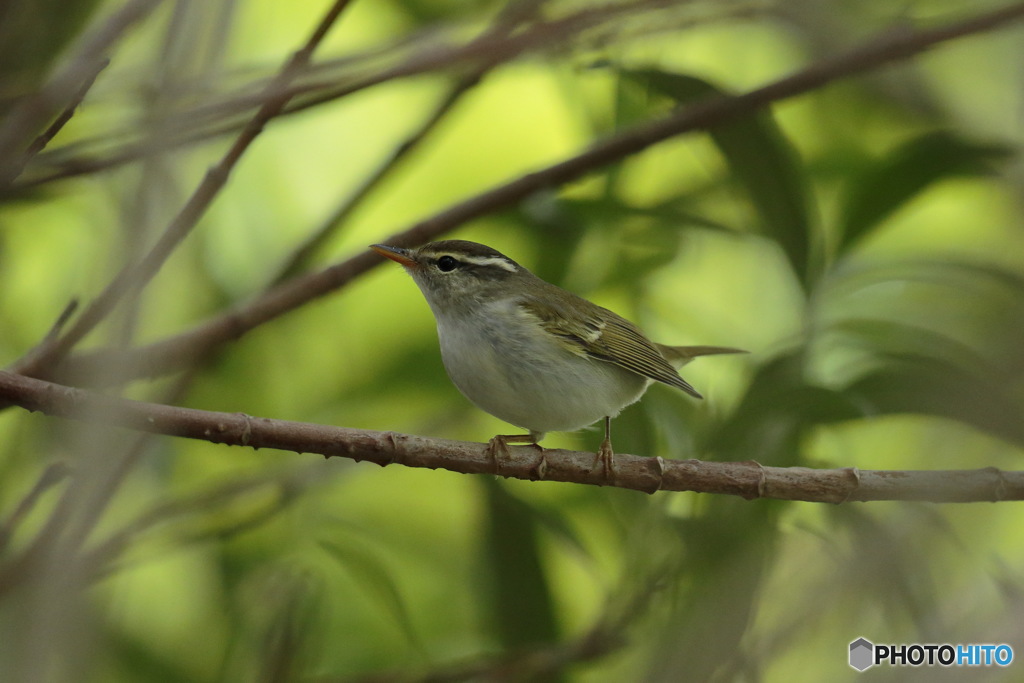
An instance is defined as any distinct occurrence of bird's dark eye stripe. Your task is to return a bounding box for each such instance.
[436,255,459,272]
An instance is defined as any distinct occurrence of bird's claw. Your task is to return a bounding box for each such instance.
[486,435,512,476]
[594,437,616,485]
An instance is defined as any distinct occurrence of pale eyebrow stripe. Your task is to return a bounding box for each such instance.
[450,254,518,272]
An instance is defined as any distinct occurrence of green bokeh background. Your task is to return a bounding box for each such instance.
[1,1,1023,681]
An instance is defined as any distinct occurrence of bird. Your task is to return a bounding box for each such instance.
[371,239,744,481]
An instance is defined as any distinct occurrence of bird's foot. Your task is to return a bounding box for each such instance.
[486,434,540,477]
[530,445,549,481]
[486,435,512,476]
[594,436,616,485]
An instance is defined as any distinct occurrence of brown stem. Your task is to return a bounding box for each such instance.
[10,0,358,381]
[268,0,543,284]
[1,371,1020,503]
[19,59,109,164]
[0,0,166,186]
[13,0,676,190]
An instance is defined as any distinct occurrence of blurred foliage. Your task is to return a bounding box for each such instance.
[1,0,1024,682]
[0,0,103,110]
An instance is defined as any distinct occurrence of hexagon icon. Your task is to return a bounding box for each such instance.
[849,637,874,671]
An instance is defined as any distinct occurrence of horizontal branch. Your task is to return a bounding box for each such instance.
[1,371,1020,503]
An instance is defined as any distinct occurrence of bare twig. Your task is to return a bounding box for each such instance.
[0,463,71,554]
[43,0,1024,387]
[341,532,671,683]
[10,0,357,382]
[11,299,80,382]
[20,60,109,164]
[269,73,483,283]
[14,0,681,190]
[0,0,167,186]
[269,0,544,284]
[82,463,326,581]
[1,371,1021,503]
[39,299,79,346]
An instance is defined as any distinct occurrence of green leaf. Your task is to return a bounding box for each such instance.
[846,353,1024,448]
[830,317,994,376]
[623,70,816,287]
[706,352,863,466]
[479,478,560,655]
[105,626,202,683]
[825,506,950,634]
[319,538,424,653]
[520,499,594,568]
[826,259,1024,376]
[650,482,782,681]
[515,193,593,284]
[838,130,1012,252]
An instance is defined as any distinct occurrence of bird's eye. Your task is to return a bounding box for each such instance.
[436,255,458,272]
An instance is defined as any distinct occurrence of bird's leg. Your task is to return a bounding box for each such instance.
[594,416,616,484]
[486,432,543,476]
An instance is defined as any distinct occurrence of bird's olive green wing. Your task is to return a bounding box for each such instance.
[518,296,703,398]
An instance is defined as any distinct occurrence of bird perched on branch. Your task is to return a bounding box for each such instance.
[372,240,744,481]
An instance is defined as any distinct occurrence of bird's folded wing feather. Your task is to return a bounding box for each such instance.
[518,298,702,398]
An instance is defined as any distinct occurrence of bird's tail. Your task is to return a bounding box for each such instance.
[655,344,748,367]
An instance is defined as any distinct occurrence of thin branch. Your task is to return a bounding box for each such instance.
[14,0,680,190]
[0,0,167,186]
[0,463,71,554]
[269,0,544,284]
[37,299,79,346]
[43,0,1024,387]
[1,371,1021,503]
[269,74,480,283]
[11,299,80,385]
[0,381,191,595]
[19,59,109,165]
[9,0,357,381]
[343,536,665,683]
[80,464,326,580]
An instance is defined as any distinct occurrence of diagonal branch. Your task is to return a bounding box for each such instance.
[269,0,547,284]
[43,0,1024,386]
[0,463,71,555]
[14,0,683,190]
[19,59,110,166]
[9,0,358,381]
[0,0,167,186]
[268,74,480,284]
[2,371,1021,503]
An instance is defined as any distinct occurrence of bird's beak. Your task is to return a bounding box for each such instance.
[371,244,418,268]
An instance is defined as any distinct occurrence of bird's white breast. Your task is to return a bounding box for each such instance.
[434,299,648,435]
